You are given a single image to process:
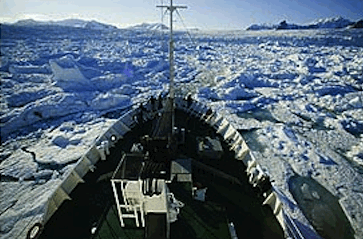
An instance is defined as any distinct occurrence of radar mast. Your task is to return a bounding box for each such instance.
[157,0,187,139]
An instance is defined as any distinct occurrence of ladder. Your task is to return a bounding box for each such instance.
[111,179,146,227]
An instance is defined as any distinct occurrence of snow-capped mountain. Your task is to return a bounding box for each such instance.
[247,20,307,31]
[10,19,117,30]
[53,19,89,28]
[246,23,277,31]
[276,20,303,30]
[309,16,354,29]
[349,20,363,29]
[84,20,118,30]
[128,22,169,31]
[247,16,360,30]
[7,19,168,31]
[10,19,46,26]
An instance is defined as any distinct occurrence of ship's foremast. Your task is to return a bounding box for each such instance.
[157,0,187,139]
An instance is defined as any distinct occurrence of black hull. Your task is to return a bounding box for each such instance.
[39,107,284,239]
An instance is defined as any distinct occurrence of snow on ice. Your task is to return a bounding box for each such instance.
[1,23,363,238]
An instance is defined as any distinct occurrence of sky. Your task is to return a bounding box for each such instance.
[1,0,363,30]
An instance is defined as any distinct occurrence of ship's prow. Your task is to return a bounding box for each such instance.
[38,95,286,239]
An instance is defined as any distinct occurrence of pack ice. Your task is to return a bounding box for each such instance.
[0,24,363,239]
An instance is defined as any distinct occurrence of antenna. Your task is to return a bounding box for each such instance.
[157,0,187,138]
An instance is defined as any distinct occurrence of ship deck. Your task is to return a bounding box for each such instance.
[39,108,284,239]
[92,181,232,239]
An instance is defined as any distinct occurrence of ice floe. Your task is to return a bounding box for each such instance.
[1,24,363,239]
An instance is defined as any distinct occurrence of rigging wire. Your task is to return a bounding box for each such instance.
[143,8,169,48]
[161,0,164,24]
[175,9,196,46]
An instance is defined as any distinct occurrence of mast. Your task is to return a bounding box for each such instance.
[157,0,187,139]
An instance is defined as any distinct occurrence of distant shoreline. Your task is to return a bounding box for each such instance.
[246,16,363,31]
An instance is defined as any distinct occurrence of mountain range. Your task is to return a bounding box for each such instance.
[8,19,118,31]
[2,19,169,31]
[247,16,363,31]
[2,16,362,31]
[127,22,169,31]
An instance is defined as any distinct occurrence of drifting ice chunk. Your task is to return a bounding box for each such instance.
[0,93,88,139]
[9,64,51,74]
[198,87,219,100]
[52,135,70,148]
[314,85,355,97]
[6,88,56,108]
[0,149,38,180]
[349,96,362,108]
[50,55,86,81]
[49,55,93,91]
[90,93,131,111]
[90,74,128,91]
[221,85,258,100]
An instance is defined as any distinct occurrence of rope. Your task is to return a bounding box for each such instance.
[175,9,196,46]
[143,6,169,47]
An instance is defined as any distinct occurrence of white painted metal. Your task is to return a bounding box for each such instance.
[228,222,239,239]
[143,180,168,214]
[74,156,94,177]
[157,1,187,137]
[111,179,146,227]
[96,140,110,161]
[263,192,286,231]
[112,120,131,136]
[44,187,71,223]
[61,170,84,195]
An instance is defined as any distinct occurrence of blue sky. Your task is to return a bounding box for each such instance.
[1,0,362,30]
